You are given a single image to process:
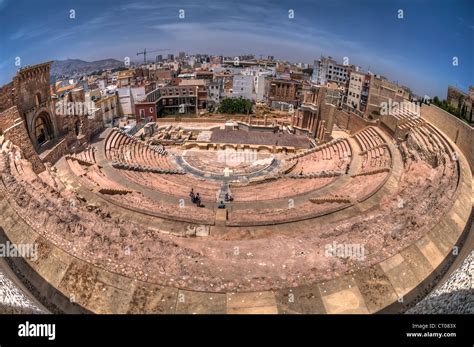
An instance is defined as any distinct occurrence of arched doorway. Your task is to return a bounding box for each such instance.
[33,112,53,147]
[75,120,81,136]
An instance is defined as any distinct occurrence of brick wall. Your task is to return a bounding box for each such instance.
[135,103,156,123]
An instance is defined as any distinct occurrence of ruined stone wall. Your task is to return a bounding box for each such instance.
[66,118,81,145]
[381,114,399,133]
[13,62,52,114]
[334,108,375,134]
[85,114,105,141]
[320,102,335,136]
[420,104,474,170]
[0,106,45,173]
[334,108,350,130]
[0,82,15,113]
[447,86,465,109]
[40,138,69,164]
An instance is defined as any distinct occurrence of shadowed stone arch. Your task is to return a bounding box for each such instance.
[30,111,54,150]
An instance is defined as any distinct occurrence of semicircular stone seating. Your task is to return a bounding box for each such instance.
[0,120,470,314]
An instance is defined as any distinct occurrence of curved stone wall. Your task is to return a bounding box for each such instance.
[420,105,474,170]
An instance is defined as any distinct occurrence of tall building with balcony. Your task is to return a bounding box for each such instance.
[346,71,365,110]
[311,56,354,86]
[359,74,371,113]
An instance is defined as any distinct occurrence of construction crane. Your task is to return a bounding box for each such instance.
[136,48,170,64]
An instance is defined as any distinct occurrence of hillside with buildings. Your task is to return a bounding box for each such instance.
[51,58,124,79]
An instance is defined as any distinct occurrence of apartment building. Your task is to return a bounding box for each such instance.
[231,74,254,100]
[346,71,365,110]
[117,70,134,87]
[209,80,223,107]
[366,75,411,118]
[95,92,121,126]
[312,56,354,86]
[135,79,208,120]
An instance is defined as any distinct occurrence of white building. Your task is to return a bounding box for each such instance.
[254,69,274,102]
[97,79,107,92]
[117,85,145,116]
[209,80,223,106]
[231,74,254,100]
[236,66,275,102]
[117,87,133,116]
[312,56,352,85]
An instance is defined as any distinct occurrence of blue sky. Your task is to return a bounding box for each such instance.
[0,0,472,97]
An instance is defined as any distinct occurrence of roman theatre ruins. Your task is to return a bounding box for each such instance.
[0,63,472,314]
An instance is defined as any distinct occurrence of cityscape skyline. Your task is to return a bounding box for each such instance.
[0,0,473,99]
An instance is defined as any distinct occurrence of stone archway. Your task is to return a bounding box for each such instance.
[32,111,54,148]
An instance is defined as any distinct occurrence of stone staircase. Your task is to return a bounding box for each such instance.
[111,161,185,174]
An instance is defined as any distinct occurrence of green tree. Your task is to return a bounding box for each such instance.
[218,97,253,114]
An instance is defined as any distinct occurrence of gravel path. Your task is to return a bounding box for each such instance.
[407,251,473,314]
[0,268,45,314]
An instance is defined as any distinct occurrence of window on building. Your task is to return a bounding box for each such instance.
[35,93,42,106]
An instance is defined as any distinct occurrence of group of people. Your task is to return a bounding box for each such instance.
[224,193,234,202]
[189,188,235,209]
[189,189,203,207]
[218,192,234,209]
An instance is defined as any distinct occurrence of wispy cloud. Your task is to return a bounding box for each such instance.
[9,25,50,41]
